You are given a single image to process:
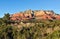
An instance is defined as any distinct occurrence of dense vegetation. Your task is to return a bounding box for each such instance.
[0,13,60,39]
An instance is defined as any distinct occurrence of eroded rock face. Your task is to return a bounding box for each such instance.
[35,10,46,17]
[10,13,24,21]
[55,15,60,20]
[10,10,60,21]
[34,10,54,20]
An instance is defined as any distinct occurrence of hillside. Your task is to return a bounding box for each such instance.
[0,10,60,39]
[1,20,60,39]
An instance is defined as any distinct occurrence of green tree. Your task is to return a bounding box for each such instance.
[2,13,10,25]
[3,13,10,20]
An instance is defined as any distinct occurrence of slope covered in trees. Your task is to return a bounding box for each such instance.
[0,19,60,39]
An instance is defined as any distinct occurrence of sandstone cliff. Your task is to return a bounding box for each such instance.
[10,10,60,21]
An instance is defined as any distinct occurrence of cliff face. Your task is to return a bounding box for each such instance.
[10,10,60,21]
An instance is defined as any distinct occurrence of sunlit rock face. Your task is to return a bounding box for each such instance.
[24,13,32,18]
[10,13,24,21]
[55,15,60,20]
[34,10,54,20]
[42,14,52,20]
[10,10,60,21]
[10,17,17,21]
[46,10,54,15]
[35,10,46,17]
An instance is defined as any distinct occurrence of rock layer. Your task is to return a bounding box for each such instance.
[10,10,60,21]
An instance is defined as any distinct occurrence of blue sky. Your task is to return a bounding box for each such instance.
[0,0,60,17]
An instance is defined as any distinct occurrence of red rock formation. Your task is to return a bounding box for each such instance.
[42,14,52,20]
[10,13,24,21]
[35,10,46,17]
[10,12,32,20]
[55,15,60,20]
[24,13,32,18]
[10,10,60,21]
